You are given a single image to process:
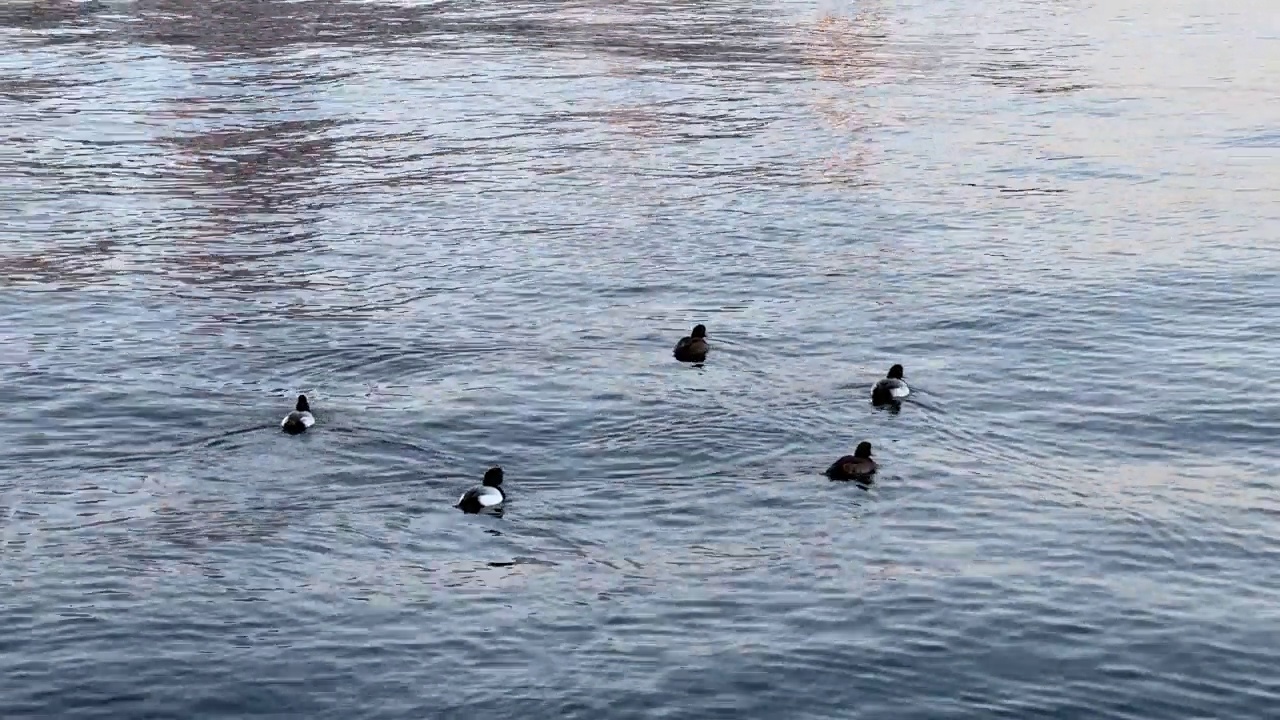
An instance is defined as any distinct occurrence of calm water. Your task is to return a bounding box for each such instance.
[3,0,1279,717]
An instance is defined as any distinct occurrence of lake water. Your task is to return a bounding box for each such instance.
[2,0,1279,717]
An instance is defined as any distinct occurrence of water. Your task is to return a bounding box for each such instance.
[2,0,1279,717]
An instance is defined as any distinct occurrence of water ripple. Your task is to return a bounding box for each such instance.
[3,0,1280,717]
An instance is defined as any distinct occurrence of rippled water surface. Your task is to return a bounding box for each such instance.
[3,0,1279,717]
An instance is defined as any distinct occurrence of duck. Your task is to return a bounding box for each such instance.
[280,394,315,434]
[456,467,505,514]
[673,323,709,363]
[871,364,909,405]
[825,441,877,481]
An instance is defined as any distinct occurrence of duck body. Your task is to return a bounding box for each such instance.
[673,324,709,363]
[281,394,315,434]
[871,364,909,405]
[826,441,877,481]
[457,467,505,514]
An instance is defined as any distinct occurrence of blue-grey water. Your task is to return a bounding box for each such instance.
[2,0,1279,717]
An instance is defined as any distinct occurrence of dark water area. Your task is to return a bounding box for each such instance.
[2,0,1279,717]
